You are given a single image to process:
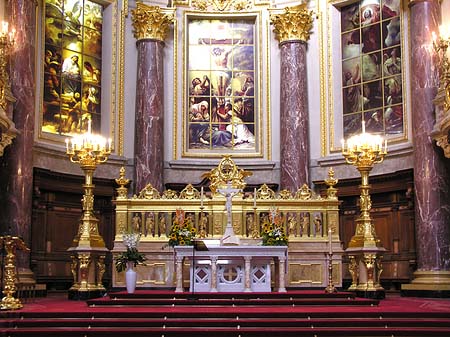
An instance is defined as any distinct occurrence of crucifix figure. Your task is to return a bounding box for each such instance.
[217,182,242,245]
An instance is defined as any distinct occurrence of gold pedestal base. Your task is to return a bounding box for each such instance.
[68,248,108,300]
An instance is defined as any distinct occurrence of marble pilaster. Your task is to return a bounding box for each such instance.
[402,0,450,296]
[134,40,165,193]
[0,0,36,272]
[279,41,309,190]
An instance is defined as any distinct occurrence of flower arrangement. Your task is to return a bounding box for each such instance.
[262,208,288,246]
[115,232,146,272]
[168,209,197,247]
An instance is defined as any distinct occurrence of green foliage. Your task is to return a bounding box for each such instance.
[115,247,146,273]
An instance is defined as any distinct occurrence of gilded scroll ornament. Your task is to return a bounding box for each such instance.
[270,3,314,44]
[191,0,252,11]
[131,3,174,42]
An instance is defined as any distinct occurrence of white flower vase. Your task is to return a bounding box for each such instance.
[125,262,137,294]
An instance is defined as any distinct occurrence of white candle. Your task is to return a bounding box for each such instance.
[328,229,333,255]
[253,188,257,208]
[200,186,204,207]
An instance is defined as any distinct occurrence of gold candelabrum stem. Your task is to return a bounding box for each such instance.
[325,252,337,294]
[342,126,387,249]
[65,125,111,297]
[66,126,111,248]
[0,236,29,310]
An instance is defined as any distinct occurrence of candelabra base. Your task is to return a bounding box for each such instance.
[68,288,106,301]
[355,289,385,300]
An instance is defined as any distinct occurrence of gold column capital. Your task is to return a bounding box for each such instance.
[270,3,315,44]
[131,3,175,42]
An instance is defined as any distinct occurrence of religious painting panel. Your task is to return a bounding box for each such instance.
[40,0,105,139]
[339,0,405,141]
[184,14,261,157]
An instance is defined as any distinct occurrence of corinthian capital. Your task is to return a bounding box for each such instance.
[270,3,314,44]
[131,3,174,42]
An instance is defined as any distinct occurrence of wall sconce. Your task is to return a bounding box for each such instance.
[0,20,15,109]
[431,25,450,158]
[432,25,450,104]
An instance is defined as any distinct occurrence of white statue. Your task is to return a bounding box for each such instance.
[217,182,241,245]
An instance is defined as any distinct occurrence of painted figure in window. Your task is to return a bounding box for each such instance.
[226,97,255,145]
[189,100,210,145]
[383,48,401,76]
[62,55,81,94]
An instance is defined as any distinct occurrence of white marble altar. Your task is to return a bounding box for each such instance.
[174,243,288,293]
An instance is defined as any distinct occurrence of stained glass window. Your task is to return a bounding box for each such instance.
[340,0,403,138]
[42,0,102,136]
[187,18,257,152]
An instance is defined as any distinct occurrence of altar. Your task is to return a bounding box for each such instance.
[112,156,343,291]
[174,243,287,293]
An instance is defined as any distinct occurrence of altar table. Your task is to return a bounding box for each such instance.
[174,244,288,293]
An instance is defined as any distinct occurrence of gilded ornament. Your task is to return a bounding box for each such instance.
[270,3,315,43]
[131,3,174,42]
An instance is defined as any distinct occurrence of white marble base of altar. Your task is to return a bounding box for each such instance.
[174,244,288,293]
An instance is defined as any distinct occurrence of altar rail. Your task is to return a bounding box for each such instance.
[112,167,343,290]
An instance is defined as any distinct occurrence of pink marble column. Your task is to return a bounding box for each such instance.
[410,0,450,272]
[0,0,36,268]
[279,42,309,191]
[134,40,165,193]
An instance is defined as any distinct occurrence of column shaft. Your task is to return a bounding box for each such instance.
[279,41,309,190]
[0,0,36,270]
[410,1,450,272]
[134,40,165,193]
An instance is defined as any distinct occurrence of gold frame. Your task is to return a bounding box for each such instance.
[180,10,265,158]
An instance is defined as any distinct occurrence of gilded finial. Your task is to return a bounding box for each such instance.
[325,167,338,200]
[115,167,130,199]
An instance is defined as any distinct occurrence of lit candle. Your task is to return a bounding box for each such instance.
[362,120,366,134]
[200,186,204,208]
[253,188,257,208]
[328,229,333,255]
[87,119,92,134]
[65,138,69,152]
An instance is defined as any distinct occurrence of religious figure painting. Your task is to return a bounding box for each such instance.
[340,0,404,140]
[41,0,103,138]
[185,16,259,155]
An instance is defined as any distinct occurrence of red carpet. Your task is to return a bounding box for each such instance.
[1,291,450,336]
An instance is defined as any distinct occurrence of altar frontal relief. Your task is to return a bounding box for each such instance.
[186,16,259,155]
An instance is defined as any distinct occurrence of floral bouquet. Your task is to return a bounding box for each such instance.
[262,207,288,246]
[115,232,146,272]
[168,209,197,247]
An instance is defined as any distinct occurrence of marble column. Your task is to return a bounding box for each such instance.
[279,42,309,190]
[131,4,174,193]
[402,0,450,296]
[270,4,314,191]
[0,0,36,279]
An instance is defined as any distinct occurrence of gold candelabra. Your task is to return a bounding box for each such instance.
[342,122,387,248]
[0,20,15,110]
[342,122,387,296]
[65,122,111,299]
[0,236,29,310]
